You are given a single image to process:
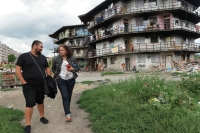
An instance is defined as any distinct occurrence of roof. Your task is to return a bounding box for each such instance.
[78,0,200,24]
[48,24,86,38]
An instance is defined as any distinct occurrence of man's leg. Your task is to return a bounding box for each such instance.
[37,103,44,118]
[25,107,34,125]
[36,85,48,124]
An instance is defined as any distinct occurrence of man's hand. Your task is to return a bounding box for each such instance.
[15,65,27,85]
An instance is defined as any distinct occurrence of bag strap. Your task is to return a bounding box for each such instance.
[29,52,45,79]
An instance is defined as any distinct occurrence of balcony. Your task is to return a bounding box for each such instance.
[86,20,200,44]
[87,0,200,30]
[90,41,200,57]
[73,53,87,58]
[54,32,91,44]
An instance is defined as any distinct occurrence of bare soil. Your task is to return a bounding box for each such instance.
[0,83,97,133]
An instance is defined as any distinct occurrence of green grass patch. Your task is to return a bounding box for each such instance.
[0,88,13,91]
[4,64,15,69]
[101,72,124,76]
[81,81,94,84]
[77,75,200,133]
[0,106,24,133]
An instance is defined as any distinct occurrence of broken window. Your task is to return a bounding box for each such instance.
[76,49,80,54]
[110,57,116,64]
[149,0,157,2]
[151,36,158,43]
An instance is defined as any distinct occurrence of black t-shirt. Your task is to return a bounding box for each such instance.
[16,52,49,85]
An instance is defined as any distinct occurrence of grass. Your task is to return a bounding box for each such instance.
[101,72,124,76]
[0,88,14,91]
[77,75,200,133]
[0,106,24,133]
[81,81,95,84]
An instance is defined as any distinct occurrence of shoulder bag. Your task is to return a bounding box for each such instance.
[29,52,49,95]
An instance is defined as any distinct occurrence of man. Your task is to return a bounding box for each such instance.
[15,40,51,133]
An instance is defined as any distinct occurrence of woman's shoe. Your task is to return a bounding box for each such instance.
[66,116,72,122]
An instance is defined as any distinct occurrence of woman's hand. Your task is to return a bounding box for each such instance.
[67,67,74,71]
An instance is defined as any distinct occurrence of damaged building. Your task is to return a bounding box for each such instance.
[79,0,200,71]
[48,24,91,69]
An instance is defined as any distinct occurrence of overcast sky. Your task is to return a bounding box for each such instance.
[0,0,103,57]
[0,0,200,57]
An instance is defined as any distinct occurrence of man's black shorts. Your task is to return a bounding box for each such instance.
[22,83,45,107]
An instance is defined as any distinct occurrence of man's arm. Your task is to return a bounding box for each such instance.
[15,65,26,84]
[45,67,51,76]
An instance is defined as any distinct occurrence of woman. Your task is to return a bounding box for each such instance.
[52,44,80,122]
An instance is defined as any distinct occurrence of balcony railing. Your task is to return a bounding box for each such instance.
[54,32,91,43]
[87,0,200,29]
[90,42,200,57]
[85,20,200,44]
[73,53,87,58]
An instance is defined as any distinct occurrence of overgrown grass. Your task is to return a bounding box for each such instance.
[101,72,124,76]
[0,106,24,133]
[77,75,200,133]
[81,81,95,84]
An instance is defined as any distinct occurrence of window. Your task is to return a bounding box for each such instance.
[136,18,143,26]
[149,0,157,2]
[137,55,146,63]
[76,39,80,46]
[137,37,145,44]
[151,36,158,43]
[151,54,160,63]
[110,57,116,64]
[103,43,107,48]
[76,49,80,54]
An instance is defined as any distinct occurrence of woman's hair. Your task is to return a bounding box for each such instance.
[58,44,73,58]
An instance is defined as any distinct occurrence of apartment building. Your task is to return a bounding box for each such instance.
[0,42,21,64]
[49,24,91,69]
[79,0,200,71]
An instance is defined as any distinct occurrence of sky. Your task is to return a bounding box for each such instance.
[0,0,200,57]
[0,0,103,57]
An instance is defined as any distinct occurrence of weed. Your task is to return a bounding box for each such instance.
[101,72,124,76]
[81,81,94,84]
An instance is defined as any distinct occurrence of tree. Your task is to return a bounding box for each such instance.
[8,54,16,63]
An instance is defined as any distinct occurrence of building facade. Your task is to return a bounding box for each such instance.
[0,42,21,64]
[49,24,91,70]
[79,0,200,71]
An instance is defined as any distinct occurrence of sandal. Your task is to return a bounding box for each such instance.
[66,116,72,122]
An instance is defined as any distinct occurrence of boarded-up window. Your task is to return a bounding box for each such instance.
[151,54,160,63]
[137,55,146,63]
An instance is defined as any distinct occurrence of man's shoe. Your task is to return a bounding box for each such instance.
[24,125,31,133]
[40,117,49,124]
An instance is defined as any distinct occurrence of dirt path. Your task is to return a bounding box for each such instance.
[0,83,97,133]
[0,72,179,133]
